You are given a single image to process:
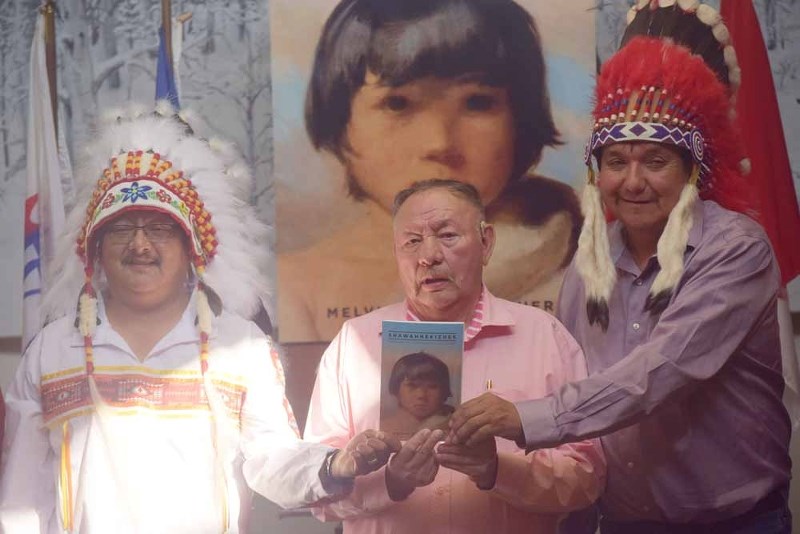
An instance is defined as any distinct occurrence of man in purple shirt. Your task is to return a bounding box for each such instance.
[449,3,792,533]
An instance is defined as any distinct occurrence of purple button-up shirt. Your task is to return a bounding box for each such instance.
[516,200,791,523]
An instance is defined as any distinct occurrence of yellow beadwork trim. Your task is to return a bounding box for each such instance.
[59,421,74,532]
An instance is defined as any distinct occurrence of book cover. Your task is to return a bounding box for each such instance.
[380,320,464,441]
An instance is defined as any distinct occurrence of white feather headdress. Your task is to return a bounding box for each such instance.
[43,101,271,322]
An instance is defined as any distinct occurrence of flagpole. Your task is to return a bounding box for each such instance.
[41,0,57,136]
[161,0,172,70]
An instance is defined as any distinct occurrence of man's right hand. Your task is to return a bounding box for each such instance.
[385,428,444,501]
[331,429,401,478]
[447,392,524,447]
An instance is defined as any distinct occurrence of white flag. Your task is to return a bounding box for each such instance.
[23,13,65,348]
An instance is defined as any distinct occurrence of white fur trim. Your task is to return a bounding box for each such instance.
[723,45,738,68]
[659,0,677,7]
[575,181,616,302]
[712,23,730,45]
[729,66,741,87]
[627,7,637,25]
[197,288,214,333]
[696,4,721,26]
[78,293,97,337]
[677,0,700,12]
[649,183,698,298]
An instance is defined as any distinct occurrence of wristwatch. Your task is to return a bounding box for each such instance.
[319,449,355,493]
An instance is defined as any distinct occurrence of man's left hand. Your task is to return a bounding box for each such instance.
[330,429,401,478]
[435,437,498,490]
[447,392,523,447]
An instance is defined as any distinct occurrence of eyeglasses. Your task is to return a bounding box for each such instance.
[104,222,181,244]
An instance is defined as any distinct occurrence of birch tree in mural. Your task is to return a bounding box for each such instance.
[0,0,37,205]
[0,0,274,335]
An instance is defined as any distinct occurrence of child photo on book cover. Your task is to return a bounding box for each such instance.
[380,320,463,440]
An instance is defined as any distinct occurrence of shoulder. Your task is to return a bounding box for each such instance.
[40,314,77,339]
[694,202,775,265]
[702,201,768,242]
[27,315,79,355]
[20,315,81,383]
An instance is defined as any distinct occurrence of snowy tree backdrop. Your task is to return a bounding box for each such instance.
[1,0,800,336]
[0,0,274,336]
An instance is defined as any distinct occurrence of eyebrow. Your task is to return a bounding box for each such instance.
[373,71,499,89]
[111,217,174,226]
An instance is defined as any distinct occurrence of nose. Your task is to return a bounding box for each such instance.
[419,111,465,170]
[128,227,152,253]
[621,162,647,194]
[418,236,444,267]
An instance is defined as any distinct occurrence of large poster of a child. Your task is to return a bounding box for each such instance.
[272,0,596,342]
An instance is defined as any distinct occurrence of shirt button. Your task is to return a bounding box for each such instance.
[632,323,640,331]
[627,461,635,469]
[634,279,643,286]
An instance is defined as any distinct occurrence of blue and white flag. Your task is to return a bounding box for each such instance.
[155,23,182,108]
[23,12,66,348]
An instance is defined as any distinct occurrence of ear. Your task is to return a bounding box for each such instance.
[479,221,496,266]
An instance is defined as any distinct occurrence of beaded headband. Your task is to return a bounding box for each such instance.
[77,150,217,275]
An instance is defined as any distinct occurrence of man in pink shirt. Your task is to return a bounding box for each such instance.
[304,179,605,533]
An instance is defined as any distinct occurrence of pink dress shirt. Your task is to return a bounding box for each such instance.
[305,289,606,534]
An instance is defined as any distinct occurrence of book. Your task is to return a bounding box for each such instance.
[380,320,464,440]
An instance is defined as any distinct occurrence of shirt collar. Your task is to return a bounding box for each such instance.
[404,286,514,343]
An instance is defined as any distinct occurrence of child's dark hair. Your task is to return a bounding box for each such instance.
[388,352,452,399]
[306,0,560,199]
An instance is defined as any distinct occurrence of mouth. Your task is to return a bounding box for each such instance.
[418,276,451,291]
[123,258,159,269]
[620,198,653,205]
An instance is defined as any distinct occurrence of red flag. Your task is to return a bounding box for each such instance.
[721,0,800,285]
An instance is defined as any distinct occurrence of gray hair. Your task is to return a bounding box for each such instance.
[391,179,486,220]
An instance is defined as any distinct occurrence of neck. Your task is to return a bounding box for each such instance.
[412,289,482,324]
[623,225,664,269]
[103,288,191,360]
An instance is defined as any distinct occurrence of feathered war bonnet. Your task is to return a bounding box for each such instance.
[575,0,749,330]
[45,101,271,376]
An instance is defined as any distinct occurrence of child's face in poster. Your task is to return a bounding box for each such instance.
[344,72,516,212]
[397,378,446,421]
